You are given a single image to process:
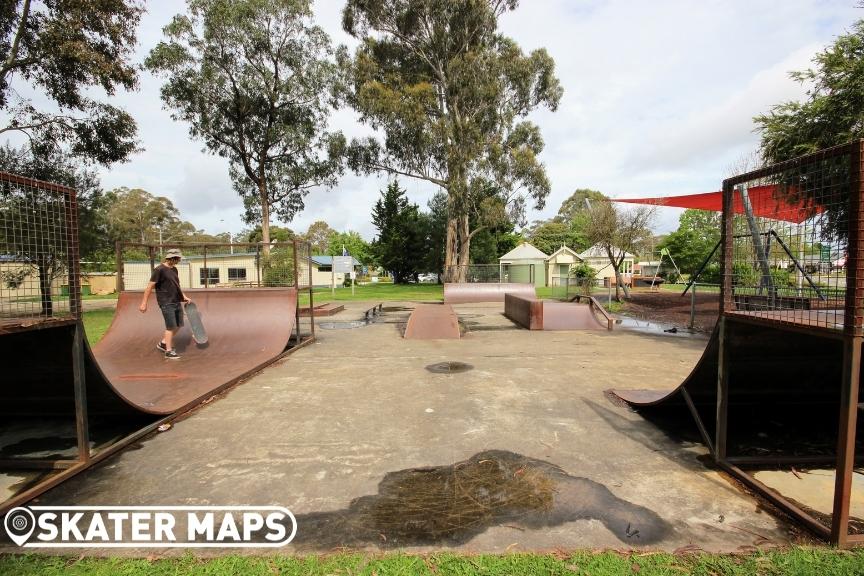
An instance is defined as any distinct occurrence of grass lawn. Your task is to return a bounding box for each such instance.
[82,309,115,345]
[2,548,862,575]
[302,283,443,305]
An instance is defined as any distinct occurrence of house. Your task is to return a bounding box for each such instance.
[123,252,266,290]
[122,251,364,290]
[545,245,584,287]
[498,242,549,286]
[578,244,635,285]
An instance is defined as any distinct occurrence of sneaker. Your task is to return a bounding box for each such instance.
[165,350,180,360]
[156,341,167,352]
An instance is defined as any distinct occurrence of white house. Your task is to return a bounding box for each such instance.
[545,245,584,287]
[578,243,635,285]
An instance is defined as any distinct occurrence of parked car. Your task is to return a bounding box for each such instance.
[417,273,438,283]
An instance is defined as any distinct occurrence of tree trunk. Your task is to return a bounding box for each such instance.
[605,246,630,302]
[457,212,471,279]
[444,215,461,282]
[259,177,271,257]
[38,258,53,317]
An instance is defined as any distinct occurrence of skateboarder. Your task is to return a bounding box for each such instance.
[139,248,191,359]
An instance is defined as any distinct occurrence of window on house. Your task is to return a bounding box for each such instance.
[228,268,247,281]
[199,268,220,285]
[318,265,332,272]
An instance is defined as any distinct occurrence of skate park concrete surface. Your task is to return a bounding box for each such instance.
[27,301,803,554]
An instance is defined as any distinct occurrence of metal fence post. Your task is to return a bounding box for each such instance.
[293,239,300,343]
[308,241,315,340]
[689,283,696,329]
[256,244,261,287]
[115,241,124,293]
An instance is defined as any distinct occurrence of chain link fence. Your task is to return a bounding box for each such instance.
[444,263,537,284]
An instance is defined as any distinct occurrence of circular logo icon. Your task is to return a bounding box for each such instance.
[4,507,35,546]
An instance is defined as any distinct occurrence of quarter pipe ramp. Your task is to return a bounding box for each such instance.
[1,288,298,418]
[609,318,857,455]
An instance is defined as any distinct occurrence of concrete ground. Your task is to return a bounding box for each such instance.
[30,301,805,553]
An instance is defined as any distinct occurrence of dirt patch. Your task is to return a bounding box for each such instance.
[621,289,719,334]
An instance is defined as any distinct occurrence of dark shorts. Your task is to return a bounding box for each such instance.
[159,303,184,329]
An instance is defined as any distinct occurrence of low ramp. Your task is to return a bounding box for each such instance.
[404,304,461,339]
[444,282,536,304]
[542,301,611,331]
[0,288,298,417]
[608,319,857,455]
[505,294,612,331]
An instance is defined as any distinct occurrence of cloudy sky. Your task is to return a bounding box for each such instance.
[27,1,864,239]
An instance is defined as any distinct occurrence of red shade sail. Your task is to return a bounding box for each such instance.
[613,185,822,224]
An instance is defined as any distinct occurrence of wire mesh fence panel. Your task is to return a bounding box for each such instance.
[294,240,315,340]
[0,173,79,323]
[118,242,301,290]
[724,144,855,331]
[445,263,537,284]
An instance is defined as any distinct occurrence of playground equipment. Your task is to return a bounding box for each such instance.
[505,293,613,331]
[404,303,461,339]
[0,172,314,514]
[444,282,536,304]
[611,141,863,546]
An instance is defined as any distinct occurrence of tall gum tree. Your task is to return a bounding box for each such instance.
[340,0,562,281]
[145,0,344,253]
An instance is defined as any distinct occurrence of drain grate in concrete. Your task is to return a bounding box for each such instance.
[425,361,473,374]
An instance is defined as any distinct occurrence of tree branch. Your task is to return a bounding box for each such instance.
[1,0,32,81]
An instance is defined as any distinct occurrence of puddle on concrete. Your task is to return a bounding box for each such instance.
[616,316,702,338]
[286,450,671,549]
[426,361,474,374]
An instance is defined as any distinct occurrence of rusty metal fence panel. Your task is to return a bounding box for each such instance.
[722,143,855,332]
[719,140,864,547]
[0,172,80,326]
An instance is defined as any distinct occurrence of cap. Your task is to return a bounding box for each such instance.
[164,248,183,260]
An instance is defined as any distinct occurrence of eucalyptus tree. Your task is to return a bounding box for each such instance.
[0,0,142,164]
[146,0,343,252]
[341,0,562,281]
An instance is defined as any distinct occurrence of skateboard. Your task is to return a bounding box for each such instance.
[184,301,208,344]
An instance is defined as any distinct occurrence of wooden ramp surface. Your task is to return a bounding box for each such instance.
[404,304,461,339]
[1,288,298,417]
[444,282,536,304]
